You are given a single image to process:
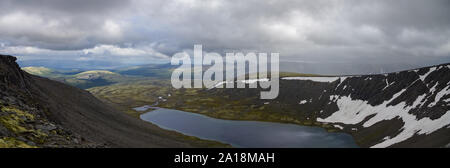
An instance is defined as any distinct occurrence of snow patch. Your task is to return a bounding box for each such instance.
[210,78,269,89]
[382,80,394,90]
[212,81,233,88]
[419,67,436,82]
[412,94,427,108]
[336,77,348,88]
[444,98,450,103]
[330,95,339,101]
[282,77,341,83]
[299,100,308,104]
[241,78,269,84]
[317,88,450,148]
[429,82,439,92]
[428,85,450,107]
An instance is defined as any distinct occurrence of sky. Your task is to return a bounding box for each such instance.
[0,0,449,69]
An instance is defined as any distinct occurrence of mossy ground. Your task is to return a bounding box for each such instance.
[88,80,174,110]
[0,137,36,148]
[0,105,49,148]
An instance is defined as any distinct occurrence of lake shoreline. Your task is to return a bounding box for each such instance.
[138,106,358,148]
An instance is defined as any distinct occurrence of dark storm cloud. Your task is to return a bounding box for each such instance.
[0,0,129,14]
[0,0,132,50]
[0,0,449,65]
[347,0,450,31]
[129,0,450,62]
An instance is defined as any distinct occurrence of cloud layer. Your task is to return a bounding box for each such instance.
[0,0,449,67]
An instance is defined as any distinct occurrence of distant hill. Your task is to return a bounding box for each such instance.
[114,63,176,78]
[22,67,55,77]
[22,64,175,89]
[67,70,128,89]
[22,67,130,89]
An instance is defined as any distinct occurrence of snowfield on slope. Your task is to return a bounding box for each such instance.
[317,66,450,148]
[282,76,349,83]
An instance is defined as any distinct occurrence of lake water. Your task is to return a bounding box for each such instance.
[140,107,358,148]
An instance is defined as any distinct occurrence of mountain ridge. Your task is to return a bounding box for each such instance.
[151,61,450,147]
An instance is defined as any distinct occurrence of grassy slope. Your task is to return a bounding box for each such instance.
[114,64,174,79]
[88,80,175,117]
[22,67,60,77]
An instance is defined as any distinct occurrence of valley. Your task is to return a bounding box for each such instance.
[1,0,449,157]
[1,54,229,148]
